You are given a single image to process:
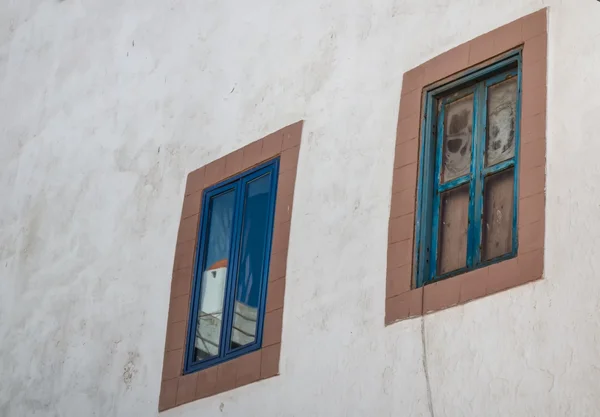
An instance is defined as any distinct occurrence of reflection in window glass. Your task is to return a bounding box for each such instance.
[230,174,272,350]
[194,190,236,361]
[184,158,280,372]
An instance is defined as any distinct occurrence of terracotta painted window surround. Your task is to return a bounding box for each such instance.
[159,121,303,411]
[386,8,547,325]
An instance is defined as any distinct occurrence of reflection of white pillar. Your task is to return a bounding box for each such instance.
[201,261,228,315]
[195,260,228,358]
[194,259,260,354]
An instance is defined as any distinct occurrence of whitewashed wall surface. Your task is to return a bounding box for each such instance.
[2,0,600,416]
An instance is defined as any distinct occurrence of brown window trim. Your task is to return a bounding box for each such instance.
[159,121,304,411]
[386,8,547,324]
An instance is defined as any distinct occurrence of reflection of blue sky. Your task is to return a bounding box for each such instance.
[205,190,235,270]
[236,174,271,308]
[203,174,272,309]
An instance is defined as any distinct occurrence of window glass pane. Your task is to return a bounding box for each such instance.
[442,94,473,183]
[230,174,272,350]
[482,168,514,261]
[194,189,236,361]
[486,77,518,167]
[438,184,469,275]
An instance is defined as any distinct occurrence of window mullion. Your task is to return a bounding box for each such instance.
[428,98,446,283]
[219,180,245,359]
[469,82,487,266]
[512,59,523,256]
[416,94,436,288]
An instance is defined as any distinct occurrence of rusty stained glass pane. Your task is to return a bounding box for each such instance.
[442,95,473,183]
[486,77,518,167]
[438,184,469,275]
[482,168,514,261]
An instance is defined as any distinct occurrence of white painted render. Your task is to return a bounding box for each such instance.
[1,0,600,416]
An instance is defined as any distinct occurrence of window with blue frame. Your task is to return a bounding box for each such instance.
[415,52,522,288]
[184,159,279,373]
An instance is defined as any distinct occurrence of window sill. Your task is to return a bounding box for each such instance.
[159,343,282,412]
[385,249,543,325]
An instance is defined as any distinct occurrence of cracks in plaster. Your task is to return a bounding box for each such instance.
[421,316,435,417]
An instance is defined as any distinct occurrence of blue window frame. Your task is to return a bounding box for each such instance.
[184,158,279,374]
[415,51,522,288]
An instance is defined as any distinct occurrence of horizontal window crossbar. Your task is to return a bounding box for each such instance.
[437,175,471,193]
[483,159,515,176]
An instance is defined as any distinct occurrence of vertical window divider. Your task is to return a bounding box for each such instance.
[415,94,437,288]
[512,58,523,257]
[429,98,447,282]
[466,84,481,268]
[471,82,487,266]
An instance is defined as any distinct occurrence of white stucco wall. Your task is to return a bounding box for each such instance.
[2,0,600,416]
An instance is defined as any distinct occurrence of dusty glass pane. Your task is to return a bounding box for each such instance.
[486,77,518,167]
[482,168,514,261]
[442,94,473,182]
[194,190,236,361]
[229,174,272,350]
[438,185,469,275]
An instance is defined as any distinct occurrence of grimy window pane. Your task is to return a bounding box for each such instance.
[486,76,518,167]
[194,190,236,361]
[442,94,473,183]
[482,168,514,261]
[438,184,469,275]
[229,174,272,350]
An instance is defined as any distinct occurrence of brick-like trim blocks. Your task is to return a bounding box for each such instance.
[386,8,547,324]
[159,121,303,411]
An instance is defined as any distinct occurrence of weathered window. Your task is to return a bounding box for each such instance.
[415,52,521,287]
[185,159,278,373]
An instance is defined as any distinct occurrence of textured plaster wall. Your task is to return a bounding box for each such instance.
[1,0,600,416]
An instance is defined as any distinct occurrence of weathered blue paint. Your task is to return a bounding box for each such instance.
[484,67,519,89]
[483,159,515,176]
[438,174,471,193]
[444,86,477,105]
[414,51,522,288]
[512,56,523,256]
[471,83,487,265]
[184,158,280,374]
[428,97,446,282]
[415,92,437,288]
[467,85,481,267]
